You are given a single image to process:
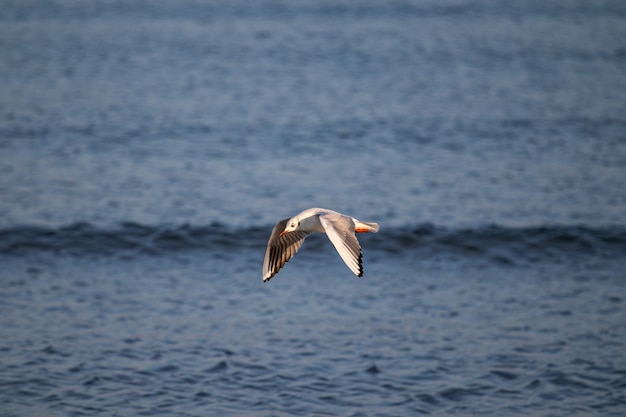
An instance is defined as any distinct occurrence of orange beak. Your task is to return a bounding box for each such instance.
[279,230,288,237]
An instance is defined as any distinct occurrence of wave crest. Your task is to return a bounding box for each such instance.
[1,222,625,261]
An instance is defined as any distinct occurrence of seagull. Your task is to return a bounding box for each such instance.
[263,208,379,281]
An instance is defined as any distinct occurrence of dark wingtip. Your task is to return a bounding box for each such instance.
[358,251,363,277]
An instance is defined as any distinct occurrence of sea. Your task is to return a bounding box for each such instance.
[1,1,626,416]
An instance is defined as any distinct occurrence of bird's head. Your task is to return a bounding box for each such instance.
[280,217,300,236]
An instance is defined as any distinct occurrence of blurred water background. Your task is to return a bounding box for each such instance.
[1,1,626,416]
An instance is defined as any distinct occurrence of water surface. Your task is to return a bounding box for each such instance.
[1,1,626,416]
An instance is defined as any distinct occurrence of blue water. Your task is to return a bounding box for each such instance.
[1,1,626,416]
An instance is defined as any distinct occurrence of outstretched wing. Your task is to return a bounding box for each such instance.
[262,218,310,281]
[318,214,363,277]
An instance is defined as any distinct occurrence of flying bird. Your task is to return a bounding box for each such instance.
[263,208,379,281]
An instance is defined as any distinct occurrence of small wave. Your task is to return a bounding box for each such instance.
[0,222,625,260]
[0,222,252,255]
[373,224,626,263]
